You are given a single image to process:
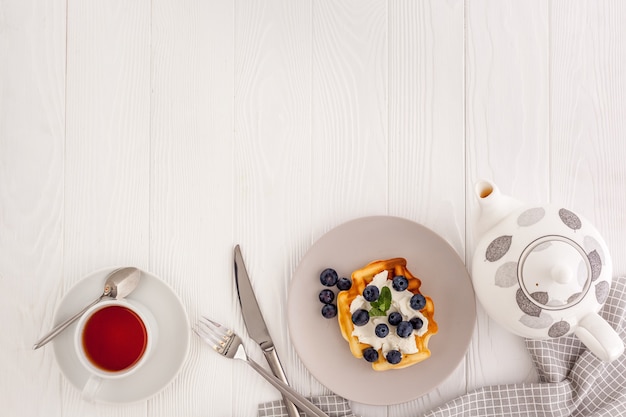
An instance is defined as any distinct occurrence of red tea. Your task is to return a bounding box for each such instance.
[82,305,148,372]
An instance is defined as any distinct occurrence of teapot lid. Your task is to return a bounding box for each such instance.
[518,236,591,310]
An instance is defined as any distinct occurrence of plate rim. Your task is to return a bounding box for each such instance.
[287,215,476,405]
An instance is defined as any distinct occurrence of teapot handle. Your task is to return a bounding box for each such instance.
[574,312,624,362]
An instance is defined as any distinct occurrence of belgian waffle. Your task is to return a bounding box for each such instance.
[337,258,438,371]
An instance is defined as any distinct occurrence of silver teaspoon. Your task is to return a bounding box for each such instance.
[33,267,142,350]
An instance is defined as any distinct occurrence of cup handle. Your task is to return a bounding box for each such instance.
[81,375,103,402]
[574,312,624,362]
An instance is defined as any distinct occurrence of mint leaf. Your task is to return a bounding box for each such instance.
[368,307,386,317]
[368,287,392,317]
[378,287,392,312]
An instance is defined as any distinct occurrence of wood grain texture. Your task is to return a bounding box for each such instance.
[465,0,548,391]
[63,0,151,415]
[550,0,626,276]
[0,1,66,416]
[389,0,465,249]
[312,0,388,236]
[311,2,388,416]
[149,0,235,415]
[388,1,466,415]
[234,0,312,415]
[3,0,626,416]
[64,0,151,272]
[465,0,550,198]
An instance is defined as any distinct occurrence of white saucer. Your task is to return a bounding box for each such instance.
[52,267,190,403]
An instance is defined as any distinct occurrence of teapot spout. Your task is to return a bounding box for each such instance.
[474,180,524,238]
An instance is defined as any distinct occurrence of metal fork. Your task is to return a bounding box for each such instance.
[194,316,329,417]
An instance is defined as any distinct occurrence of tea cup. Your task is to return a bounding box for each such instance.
[74,298,158,401]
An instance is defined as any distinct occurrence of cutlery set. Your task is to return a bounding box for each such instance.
[194,245,328,417]
[32,246,326,414]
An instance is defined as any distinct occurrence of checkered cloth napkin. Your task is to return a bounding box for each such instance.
[258,276,626,417]
[258,395,356,417]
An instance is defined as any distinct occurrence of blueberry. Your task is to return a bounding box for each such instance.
[392,275,409,291]
[410,294,426,310]
[386,350,402,365]
[337,277,352,291]
[321,304,337,319]
[351,309,370,326]
[363,347,379,363]
[388,312,402,326]
[410,317,424,330]
[397,321,413,338]
[363,285,379,302]
[320,268,338,287]
[319,289,335,304]
[375,323,389,338]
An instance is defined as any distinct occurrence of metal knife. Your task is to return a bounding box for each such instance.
[234,245,300,417]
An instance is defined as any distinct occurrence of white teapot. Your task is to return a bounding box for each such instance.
[472,180,624,362]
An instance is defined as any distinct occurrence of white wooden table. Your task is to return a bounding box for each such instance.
[2,1,625,416]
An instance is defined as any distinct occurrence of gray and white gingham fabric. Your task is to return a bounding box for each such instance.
[423,275,626,417]
[257,395,356,417]
[259,276,626,417]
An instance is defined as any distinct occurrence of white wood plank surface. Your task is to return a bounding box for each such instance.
[550,0,626,276]
[234,0,313,415]
[387,1,466,416]
[0,1,66,416]
[149,0,235,415]
[62,1,151,415]
[2,1,625,416]
[465,0,549,391]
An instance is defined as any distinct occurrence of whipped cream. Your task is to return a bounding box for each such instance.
[350,271,429,357]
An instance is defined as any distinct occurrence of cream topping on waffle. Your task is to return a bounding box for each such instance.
[349,271,429,357]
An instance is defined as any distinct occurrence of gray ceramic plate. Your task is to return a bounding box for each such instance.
[288,216,476,405]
